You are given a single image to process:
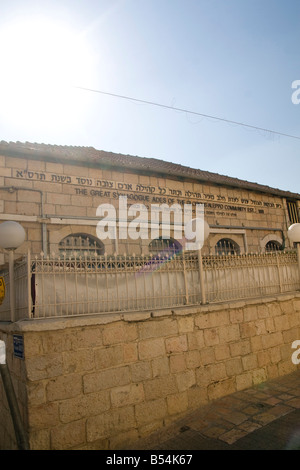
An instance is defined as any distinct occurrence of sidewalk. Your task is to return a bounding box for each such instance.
[134,371,300,450]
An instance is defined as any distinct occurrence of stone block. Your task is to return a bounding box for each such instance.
[235,372,253,391]
[83,366,131,393]
[123,343,138,363]
[130,362,152,382]
[278,360,297,376]
[51,419,86,450]
[240,322,257,338]
[280,301,295,315]
[59,390,110,423]
[138,338,165,360]
[219,324,240,343]
[27,381,46,406]
[225,358,243,377]
[204,328,219,346]
[26,354,63,381]
[185,350,201,369]
[110,383,144,407]
[151,356,169,377]
[254,319,267,335]
[169,354,186,373]
[63,349,95,374]
[144,376,177,400]
[208,363,227,381]
[87,406,136,442]
[274,315,290,332]
[243,305,258,322]
[257,350,271,367]
[210,310,230,327]
[265,318,276,333]
[282,327,300,344]
[165,335,188,354]
[257,304,269,319]
[29,402,60,430]
[208,378,236,401]
[250,336,263,352]
[135,398,168,426]
[138,318,178,339]
[261,332,283,349]
[242,354,258,371]
[177,316,194,333]
[266,363,279,379]
[95,345,124,370]
[175,370,196,392]
[200,347,215,365]
[194,314,210,329]
[187,330,205,350]
[46,374,82,402]
[229,309,244,324]
[167,392,188,415]
[102,323,138,345]
[215,344,230,361]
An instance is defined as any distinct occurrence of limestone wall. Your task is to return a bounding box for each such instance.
[1,293,300,450]
[0,154,290,259]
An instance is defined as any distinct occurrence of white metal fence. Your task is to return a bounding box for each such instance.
[0,250,299,321]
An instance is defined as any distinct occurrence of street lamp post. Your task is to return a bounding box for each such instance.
[287,223,300,288]
[0,340,29,450]
[0,222,28,449]
[0,221,26,322]
[185,217,210,304]
[198,220,210,304]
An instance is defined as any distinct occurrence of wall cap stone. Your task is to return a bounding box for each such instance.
[1,291,300,334]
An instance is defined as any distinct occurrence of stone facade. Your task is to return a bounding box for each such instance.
[0,143,300,264]
[1,294,300,450]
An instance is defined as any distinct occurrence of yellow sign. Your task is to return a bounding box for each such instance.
[0,277,5,305]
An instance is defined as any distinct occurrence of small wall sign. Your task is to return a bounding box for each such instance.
[13,335,24,359]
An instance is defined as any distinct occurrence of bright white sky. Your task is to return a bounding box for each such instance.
[0,0,299,193]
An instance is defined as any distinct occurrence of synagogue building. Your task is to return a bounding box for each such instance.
[0,141,299,264]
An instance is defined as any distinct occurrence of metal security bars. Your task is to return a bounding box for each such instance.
[0,250,299,321]
[287,200,300,225]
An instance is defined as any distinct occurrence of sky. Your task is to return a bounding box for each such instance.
[0,0,299,193]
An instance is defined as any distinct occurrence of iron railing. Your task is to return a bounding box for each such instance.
[0,250,299,321]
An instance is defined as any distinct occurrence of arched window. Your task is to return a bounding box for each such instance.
[215,238,240,255]
[59,234,105,257]
[149,237,182,256]
[265,240,282,252]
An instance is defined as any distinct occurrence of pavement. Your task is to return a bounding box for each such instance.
[134,370,300,450]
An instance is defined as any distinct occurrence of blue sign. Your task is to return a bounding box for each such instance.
[13,335,24,359]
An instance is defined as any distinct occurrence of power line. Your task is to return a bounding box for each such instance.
[74,85,300,141]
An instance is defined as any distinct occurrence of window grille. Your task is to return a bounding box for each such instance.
[265,240,282,252]
[215,238,240,255]
[287,200,299,225]
[149,237,182,256]
[59,234,104,257]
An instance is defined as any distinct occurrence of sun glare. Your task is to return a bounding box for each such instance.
[0,15,95,133]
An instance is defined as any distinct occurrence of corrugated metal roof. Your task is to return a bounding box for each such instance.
[0,140,299,199]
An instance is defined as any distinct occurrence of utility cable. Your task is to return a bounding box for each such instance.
[74,86,300,141]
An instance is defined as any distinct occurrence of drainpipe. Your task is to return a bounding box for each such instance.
[1,187,47,255]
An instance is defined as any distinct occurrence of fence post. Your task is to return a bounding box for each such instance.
[198,249,206,304]
[297,244,300,290]
[0,340,29,450]
[8,250,15,322]
[276,251,283,293]
[182,253,189,305]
